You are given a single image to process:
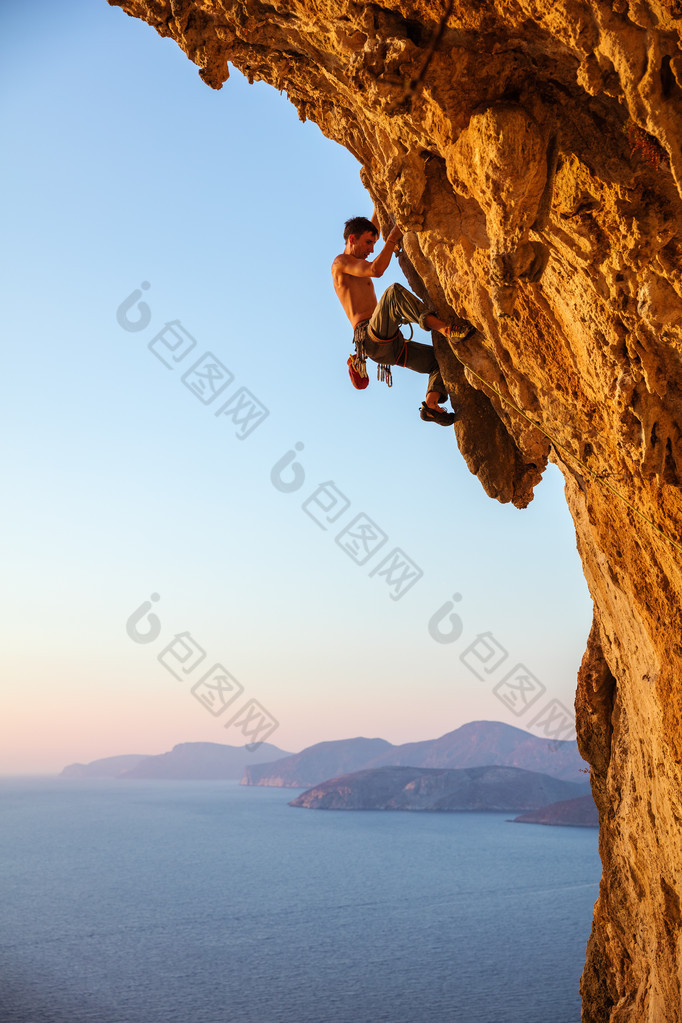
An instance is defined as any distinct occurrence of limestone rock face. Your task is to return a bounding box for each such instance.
[106,0,682,1019]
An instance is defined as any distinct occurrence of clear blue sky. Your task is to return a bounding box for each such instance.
[1,0,593,772]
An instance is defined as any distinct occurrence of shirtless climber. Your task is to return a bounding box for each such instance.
[331,212,474,425]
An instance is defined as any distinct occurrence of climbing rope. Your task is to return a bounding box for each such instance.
[452,345,682,557]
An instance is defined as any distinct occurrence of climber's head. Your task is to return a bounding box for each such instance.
[343,216,378,242]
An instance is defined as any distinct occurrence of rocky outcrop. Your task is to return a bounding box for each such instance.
[512,793,599,827]
[106,1,682,1019]
[289,764,589,811]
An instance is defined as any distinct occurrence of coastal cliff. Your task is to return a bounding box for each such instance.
[105,1,682,1019]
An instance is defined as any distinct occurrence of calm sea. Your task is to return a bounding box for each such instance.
[0,779,600,1023]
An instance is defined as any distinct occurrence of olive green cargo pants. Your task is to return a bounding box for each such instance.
[356,283,447,402]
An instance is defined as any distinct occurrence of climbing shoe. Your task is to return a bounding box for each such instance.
[419,402,457,426]
[445,319,476,343]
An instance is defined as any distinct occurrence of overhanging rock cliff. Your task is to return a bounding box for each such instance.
[106,1,682,1019]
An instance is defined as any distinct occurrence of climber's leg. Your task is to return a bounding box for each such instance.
[399,339,448,405]
[369,283,435,338]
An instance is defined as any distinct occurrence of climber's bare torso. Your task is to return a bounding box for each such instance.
[332,224,403,329]
[331,256,378,328]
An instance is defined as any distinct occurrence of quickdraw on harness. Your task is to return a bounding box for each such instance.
[377,363,394,386]
[375,320,413,387]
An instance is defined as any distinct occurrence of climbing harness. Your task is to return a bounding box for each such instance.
[452,343,682,557]
[351,320,414,389]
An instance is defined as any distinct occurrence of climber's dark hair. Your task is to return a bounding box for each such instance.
[344,216,379,241]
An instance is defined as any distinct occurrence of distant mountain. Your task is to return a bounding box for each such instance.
[289,765,589,812]
[61,742,290,780]
[243,737,393,788]
[366,721,585,778]
[512,794,598,827]
[120,741,289,779]
[243,720,588,788]
[61,754,150,778]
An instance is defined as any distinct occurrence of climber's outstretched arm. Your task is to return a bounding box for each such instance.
[336,225,402,279]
